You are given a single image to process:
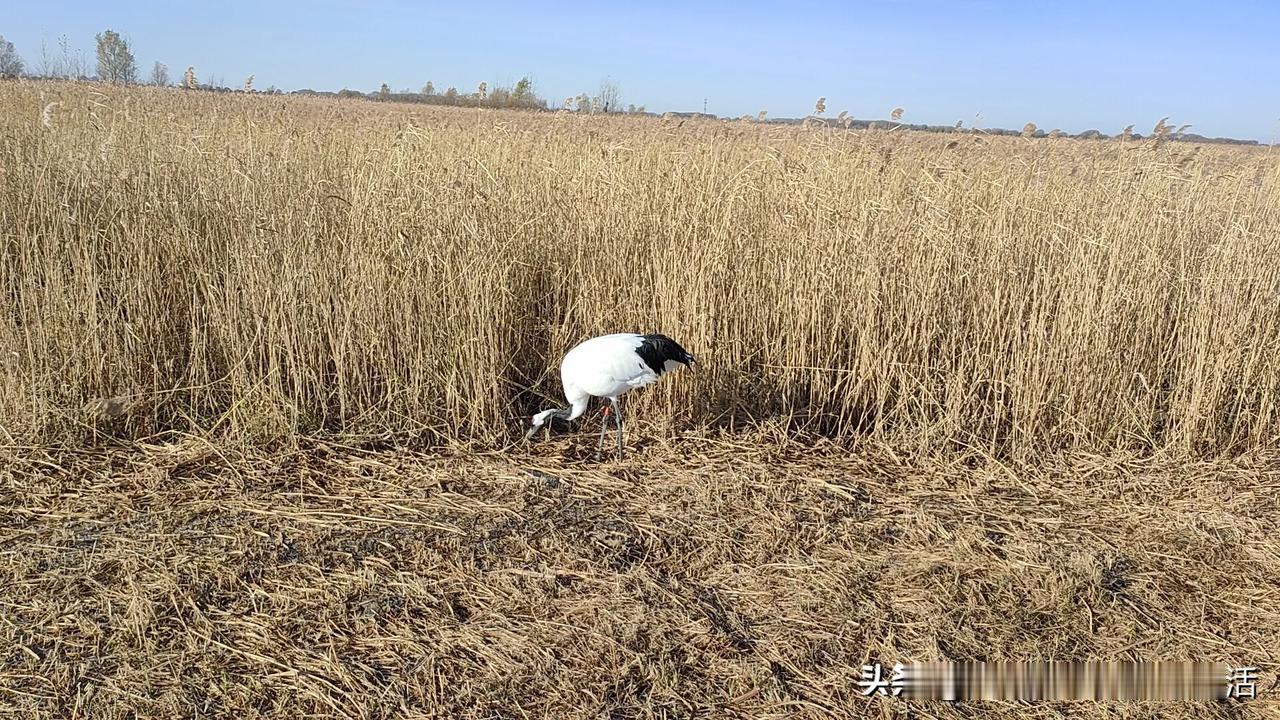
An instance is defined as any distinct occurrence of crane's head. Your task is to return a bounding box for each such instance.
[525,408,563,440]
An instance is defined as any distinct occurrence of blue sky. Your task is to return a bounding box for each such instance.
[4,1,1278,140]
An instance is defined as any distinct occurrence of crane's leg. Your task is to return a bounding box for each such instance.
[595,405,612,461]
[612,397,624,460]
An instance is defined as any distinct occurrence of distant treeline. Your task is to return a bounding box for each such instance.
[283,91,1260,145]
[291,77,642,114]
[749,115,1262,146]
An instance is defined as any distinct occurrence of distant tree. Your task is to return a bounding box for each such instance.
[149,61,169,86]
[512,76,532,103]
[444,86,458,101]
[378,82,390,99]
[422,81,434,95]
[0,35,24,78]
[39,35,86,78]
[95,30,137,84]
[598,78,621,113]
[337,88,363,99]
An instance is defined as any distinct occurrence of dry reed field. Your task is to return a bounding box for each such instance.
[2,81,1280,717]
[3,82,1279,455]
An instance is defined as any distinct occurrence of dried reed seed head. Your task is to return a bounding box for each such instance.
[243,75,254,92]
[477,82,487,101]
[890,107,904,121]
[183,66,196,89]
[40,101,60,129]
[814,97,826,115]
[955,120,963,129]
[1121,124,1134,139]
[1153,117,1170,138]
[757,110,767,122]
[837,110,848,121]
[1022,122,1037,138]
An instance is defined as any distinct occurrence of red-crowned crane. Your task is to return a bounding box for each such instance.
[525,333,696,458]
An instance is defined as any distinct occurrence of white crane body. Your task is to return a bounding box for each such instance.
[526,332,696,457]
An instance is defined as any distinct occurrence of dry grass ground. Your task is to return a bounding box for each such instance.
[3,81,1280,717]
[2,439,1278,717]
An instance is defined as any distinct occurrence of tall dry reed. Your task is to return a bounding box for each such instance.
[2,81,1278,458]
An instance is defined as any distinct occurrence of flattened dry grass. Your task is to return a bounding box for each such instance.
[2,441,1277,717]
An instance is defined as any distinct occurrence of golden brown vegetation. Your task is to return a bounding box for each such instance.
[2,82,1280,718]
[2,440,1278,717]
[3,82,1280,457]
